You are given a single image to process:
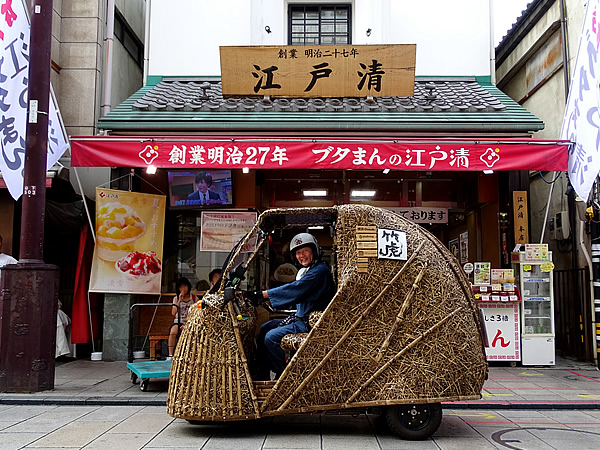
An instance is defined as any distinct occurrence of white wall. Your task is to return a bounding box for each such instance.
[147,0,491,77]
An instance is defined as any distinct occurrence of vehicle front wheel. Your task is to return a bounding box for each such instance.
[385,403,442,440]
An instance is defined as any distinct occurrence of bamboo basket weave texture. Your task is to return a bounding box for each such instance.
[167,204,487,420]
[167,293,258,420]
[261,204,486,413]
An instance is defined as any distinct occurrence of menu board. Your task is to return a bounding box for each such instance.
[474,262,491,285]
[525,243,549,261]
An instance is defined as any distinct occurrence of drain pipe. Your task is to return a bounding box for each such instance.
[101,0,115,116]
[559,0,570,101]
[489,0,496,84]
[144,0,151,84]
[581,220,598,367]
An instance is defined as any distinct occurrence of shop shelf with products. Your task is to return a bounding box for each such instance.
[472,268,521,363]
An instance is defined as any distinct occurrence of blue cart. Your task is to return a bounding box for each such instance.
[128,302,180,391]
[127,360,172,391]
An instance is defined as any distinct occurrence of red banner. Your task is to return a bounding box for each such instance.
[70,136,569,171]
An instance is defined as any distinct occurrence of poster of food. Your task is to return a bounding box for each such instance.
[200,212,257,252]
[474,262,491,285]
[89,189,166,294]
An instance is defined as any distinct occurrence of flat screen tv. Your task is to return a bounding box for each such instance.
[168,170,233,209]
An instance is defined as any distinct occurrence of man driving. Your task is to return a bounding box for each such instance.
[248,233,335,380]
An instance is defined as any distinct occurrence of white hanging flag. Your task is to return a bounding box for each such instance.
[0,0,70,200]
[561,0,600,201]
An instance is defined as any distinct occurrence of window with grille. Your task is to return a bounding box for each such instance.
[289,4,351,45]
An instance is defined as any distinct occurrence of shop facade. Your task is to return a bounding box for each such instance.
[69,76,569,359]
[65,1,570,359]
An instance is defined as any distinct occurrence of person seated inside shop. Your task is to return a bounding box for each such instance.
[209,268,222,287]
[168,277,199,359]
[186,172,222,206]
[247,233,335,380]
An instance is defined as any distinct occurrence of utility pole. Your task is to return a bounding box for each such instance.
[0,0,59,392]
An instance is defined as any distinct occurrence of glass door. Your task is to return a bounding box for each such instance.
[521,264,553,335]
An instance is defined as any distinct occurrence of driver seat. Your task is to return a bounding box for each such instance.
[280,311,323,353]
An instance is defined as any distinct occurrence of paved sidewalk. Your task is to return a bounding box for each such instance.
[0,357,599,409]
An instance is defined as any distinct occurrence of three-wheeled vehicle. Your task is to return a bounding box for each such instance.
[167,205,487,440]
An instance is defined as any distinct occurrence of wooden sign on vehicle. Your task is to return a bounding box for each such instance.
[357,241,377,249]
[357,249,378,258]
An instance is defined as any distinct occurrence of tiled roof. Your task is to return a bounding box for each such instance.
[131,77,507,113]
[97,76,544,133]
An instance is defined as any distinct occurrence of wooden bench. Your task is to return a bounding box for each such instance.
[135,301,174,360]
[148,335,170,360]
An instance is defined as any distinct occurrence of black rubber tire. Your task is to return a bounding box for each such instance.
[130,372,138,384]
[140,379,149,392]
[186,420,212,425]
[385,403,442,440]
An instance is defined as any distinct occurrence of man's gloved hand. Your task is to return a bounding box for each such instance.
[246,290,263,307]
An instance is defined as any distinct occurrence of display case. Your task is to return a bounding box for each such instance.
[514,251,555,365]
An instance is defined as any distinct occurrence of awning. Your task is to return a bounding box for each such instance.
[70,136,570,171]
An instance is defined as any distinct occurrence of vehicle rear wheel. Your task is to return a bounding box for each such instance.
[186,420,212,425]
[385,403,442,440]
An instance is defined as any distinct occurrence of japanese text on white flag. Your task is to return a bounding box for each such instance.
[561,0,600,201]
[0,0,69,200]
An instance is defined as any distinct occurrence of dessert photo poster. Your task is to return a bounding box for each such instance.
[90,188,166,294]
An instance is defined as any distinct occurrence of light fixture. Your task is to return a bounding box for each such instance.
[242,167,249,174]
[303,189,327,197]
[146,165,157,174]
[382,168,390,174]
[351,189,376,197]
[483,170,494,174]
[308,225,324,230]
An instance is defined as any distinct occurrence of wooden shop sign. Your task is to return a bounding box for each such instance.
[220,44,416,98]
[513,191,529,245]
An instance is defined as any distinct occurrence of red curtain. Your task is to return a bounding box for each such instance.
[71,222,101,343]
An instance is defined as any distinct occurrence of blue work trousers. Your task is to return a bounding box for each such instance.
[258,319,308,377]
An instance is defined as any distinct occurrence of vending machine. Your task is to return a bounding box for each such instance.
[513,248,555,366]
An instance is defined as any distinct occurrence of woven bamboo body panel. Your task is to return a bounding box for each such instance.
[167,293,259,420]
[167,205,487,420]
[260,205,487,414]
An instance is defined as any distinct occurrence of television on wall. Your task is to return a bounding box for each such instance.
[168,170,233,209]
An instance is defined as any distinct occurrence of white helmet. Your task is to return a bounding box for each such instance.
[290,233,321,264]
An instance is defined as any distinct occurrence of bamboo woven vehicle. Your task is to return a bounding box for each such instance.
[167,205,487,440]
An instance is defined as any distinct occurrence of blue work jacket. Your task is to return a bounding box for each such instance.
[267,261,335,319]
